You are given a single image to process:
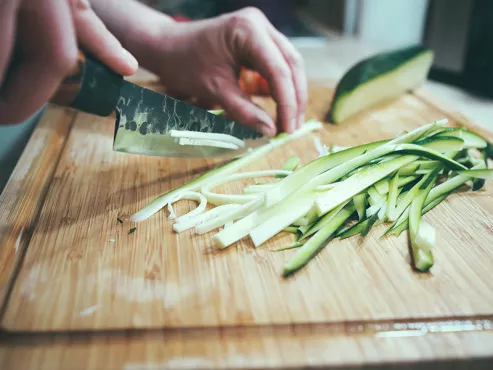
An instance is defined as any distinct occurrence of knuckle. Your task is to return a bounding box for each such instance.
[288,51,304,69]
[53,47,78,76]
[229,7,264,28]
[272,64,292,81]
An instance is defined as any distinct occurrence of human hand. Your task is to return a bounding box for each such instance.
[144,7,308,136]
[0,0,139,125]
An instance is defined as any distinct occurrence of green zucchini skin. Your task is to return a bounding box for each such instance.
[327,45,434,124]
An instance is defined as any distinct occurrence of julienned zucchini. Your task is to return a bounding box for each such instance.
[328,45,434,124]
[127,117,493,279]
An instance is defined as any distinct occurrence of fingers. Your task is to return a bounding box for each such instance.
[0,0,20,88]
[210,74,276,137]
[228,8,298,134]
[227,7,310,134]
[0,0,78,124]
[269,28,308,130]
[70,0,138,76]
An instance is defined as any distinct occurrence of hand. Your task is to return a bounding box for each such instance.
[0,0,139,125]
[145,7,308,136]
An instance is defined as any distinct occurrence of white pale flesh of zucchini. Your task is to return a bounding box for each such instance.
[413,220,436,253]
[377,201,387,221]
[200,170,292,206]
[249,192,316,247]
[195,198,263,235]
[315,155,418,216]
[315,184,337,192]
[167,192,207,222]
[366,200,385,218]
[175,137,239,150]
[368,186,385,204]
[169,129,245,148]
[313,136,329,157]
[128,120,322,222]
[333,52,435,124]
[243,183,277,194]
[173,204,241,233]
[374,178,390,194]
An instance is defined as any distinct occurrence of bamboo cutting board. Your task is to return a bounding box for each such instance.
[1,81,493,369]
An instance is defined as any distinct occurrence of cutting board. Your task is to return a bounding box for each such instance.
[1,81,493,369]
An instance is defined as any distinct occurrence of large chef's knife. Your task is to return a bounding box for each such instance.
[50,51,269,158]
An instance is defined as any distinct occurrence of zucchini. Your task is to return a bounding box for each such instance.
[328,45,434,123]
[283,204,356,277]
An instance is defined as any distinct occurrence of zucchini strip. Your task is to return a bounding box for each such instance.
[169,129,245,148]
[408,173,438,272]
[167,192,207,221]
[175,137,239,150]
[201,170,292,206]
[283,204,356,277]
[173,204,241,233]
[196,198,263,235]
[353,193,367,220]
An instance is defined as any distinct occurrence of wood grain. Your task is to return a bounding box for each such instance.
[1,84,493,369]
[0,107,75,312]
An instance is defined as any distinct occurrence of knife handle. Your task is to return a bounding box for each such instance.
[50,50,123,117]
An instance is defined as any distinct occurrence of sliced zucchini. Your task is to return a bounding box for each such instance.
[328,45,434,124]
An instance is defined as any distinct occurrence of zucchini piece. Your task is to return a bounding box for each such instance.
[362,212,380,237]
[300,201,350,241]
[328,45,434,124]
[276,155,301,178]
[337,217,384,239]
[315,155,417,216]
[386,194,448,237]
[456,169,493,180]
[283,204,356,277]
[374,177,390,195]
[283,226,299,234]
[408,174,438,272]
[353,193,367,220]
[386,172,399,221]
[436,128,487,149]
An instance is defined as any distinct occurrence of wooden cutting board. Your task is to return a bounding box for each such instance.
[1,81,493,369]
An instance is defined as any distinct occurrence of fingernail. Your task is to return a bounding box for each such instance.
[257,123,275,137]
[122,48,139,71]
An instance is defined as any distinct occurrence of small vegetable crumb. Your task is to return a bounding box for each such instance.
[129,227,137,234]
[109,236,116,243]
[117,218,124,224]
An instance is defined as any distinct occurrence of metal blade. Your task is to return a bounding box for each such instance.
[113,80,269,158]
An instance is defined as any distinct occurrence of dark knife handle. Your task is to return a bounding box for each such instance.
[50,50,123,116]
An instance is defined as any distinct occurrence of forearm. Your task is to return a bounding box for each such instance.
[89,0,175,69]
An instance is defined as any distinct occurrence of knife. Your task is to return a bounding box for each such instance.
[50,50,269,158]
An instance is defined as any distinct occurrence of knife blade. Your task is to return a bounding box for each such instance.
[50,50,269,158]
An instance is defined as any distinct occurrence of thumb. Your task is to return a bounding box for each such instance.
[71,0,138,76]
[213,78,276,137]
